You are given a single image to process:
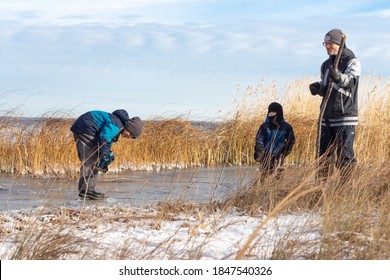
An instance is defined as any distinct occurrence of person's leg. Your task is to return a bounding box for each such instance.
[74,134,103,199]
[335,126,356,166]
[335,126,357,183]
[318,125,335,180]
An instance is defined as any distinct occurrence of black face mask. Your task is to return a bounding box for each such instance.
[269,114,280,128]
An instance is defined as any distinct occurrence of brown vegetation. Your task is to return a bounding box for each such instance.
[0,76,389,177]
[0,75,389,259]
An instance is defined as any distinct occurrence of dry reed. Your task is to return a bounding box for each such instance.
[1,75,389,260]
[1,75,388,177]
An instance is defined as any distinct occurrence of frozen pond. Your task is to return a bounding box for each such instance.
[0,166,259,211]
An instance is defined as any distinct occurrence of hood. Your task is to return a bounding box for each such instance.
[112,109,130,126]
[329,46,355,63]
[267,102,284,125]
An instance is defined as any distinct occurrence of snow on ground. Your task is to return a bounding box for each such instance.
[0,204,321,260]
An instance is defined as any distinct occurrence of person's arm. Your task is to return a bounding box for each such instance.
[254,124,266,162]
[97,122,121,157]
[309,64,326,96]
[329,58,361,89]
[283,125,295,156]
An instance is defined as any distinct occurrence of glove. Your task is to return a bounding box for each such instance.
[108,151,115,163]
[254,144,264,162]
[96,151,115,173]
[309,82,321,96]
[329,66,342,83]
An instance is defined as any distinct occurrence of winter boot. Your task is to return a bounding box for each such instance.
[78,190,105,200]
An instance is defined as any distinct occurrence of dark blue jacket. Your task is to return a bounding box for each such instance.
[255,117,295,159]
[71,110,129,156]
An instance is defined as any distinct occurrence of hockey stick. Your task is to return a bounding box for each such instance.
[315,33,346,160]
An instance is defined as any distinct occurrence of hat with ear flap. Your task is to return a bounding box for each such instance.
[124,117,144,139]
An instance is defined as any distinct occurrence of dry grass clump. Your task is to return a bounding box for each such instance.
[2,204,217,260]
[225,162,390,259]
[0,113,77,177]
[317,163,390,259]
[114,117,218,170]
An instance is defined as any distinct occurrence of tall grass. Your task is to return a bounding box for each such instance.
[0,112,76,177]
[1,75,388,177]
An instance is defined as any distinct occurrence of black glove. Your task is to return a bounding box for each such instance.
[329,66,342,83]
[96,151,115,173]
[309,82,321,96]
[254,144,264,162]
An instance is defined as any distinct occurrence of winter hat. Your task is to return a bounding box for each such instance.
[124,117,144,139]
[268,102,284,126]
[268,102,283,118]
[324,28,343,45]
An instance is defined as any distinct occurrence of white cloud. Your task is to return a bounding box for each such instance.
[0,0,199,26]
[372,8,390,17]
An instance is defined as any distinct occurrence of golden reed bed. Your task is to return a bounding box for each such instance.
[0,75,388,177]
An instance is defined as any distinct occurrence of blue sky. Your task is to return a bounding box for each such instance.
[1,0,389,120]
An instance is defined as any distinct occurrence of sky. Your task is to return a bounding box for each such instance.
[1,0,390,120]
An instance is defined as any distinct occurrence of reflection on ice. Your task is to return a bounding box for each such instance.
[0,166,258,211]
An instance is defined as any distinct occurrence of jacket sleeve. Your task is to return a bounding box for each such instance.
[255,124,266,148]
[97,122,121,157]
[254,124,266,161]
[338,58,361,89]
[318,63,327,97]
[282,125,295,156]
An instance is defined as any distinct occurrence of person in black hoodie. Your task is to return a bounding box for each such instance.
[254,102,295,178]
[309,28,361,180]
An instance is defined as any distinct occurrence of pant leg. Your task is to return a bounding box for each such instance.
[74,134,99,192]
[318,125,336,179]
[334,126,357,184]
[319,125,335,158]
[334,125,357,168]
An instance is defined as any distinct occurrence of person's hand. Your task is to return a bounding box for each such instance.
[309,82,321,95]
[96,152,115,173]
[329,66,342,83]
[254,144,264,162]
[108,151,115,163]
[96,158,109,173]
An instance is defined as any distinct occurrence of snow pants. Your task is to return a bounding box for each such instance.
[319,125,356,179]
[73,133,99,192]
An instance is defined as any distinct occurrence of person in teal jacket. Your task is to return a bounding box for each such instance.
[254,102,295,178]
[71,109,144,200]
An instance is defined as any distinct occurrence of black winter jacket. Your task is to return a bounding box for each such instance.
[318,47,361,127]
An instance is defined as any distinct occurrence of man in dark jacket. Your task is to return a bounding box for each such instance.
[254,102,295,177]
[70,109,144,200]
[309,28,361,179]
